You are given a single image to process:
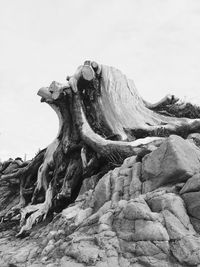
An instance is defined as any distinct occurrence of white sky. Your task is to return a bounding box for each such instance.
[1,0,200,160]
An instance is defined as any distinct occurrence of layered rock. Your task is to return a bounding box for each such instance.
[1,135,200,266]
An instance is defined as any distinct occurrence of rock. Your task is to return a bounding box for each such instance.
[107,257,120,267]
[46,264,56,267]
[14,246,32,263]
[46,230,58,241]
[3,135,200,267]
[129,162,142,199]
[54,239,63,247]
[153,241,169,255]
[93,172,111,211]
[134,241,166,258]
[42,244,55,255]
[190,217,200,234]
[142,135,200,192]
[119,257,130,267]
[65,243,100,265]
[99,210,113,225]
[136,256,175,267]
[147,192,194,230]
[162,210,192,239]
[79,174,100,195]
[171,236,200,265]
[60,256,84,267]
[62,205,81,220]
[57,229,65,235]
[123,199,159,221]
[180,173,200,194]
[0,259,9,267]
[60,241,68,251]
[74,207,93,226]
[111,175,124,204]
[187,132,200,148]
[28,264,44,267]
[28,247,39,260]
[119,167,132,177]
[134,219,169,241]
[121,156,137,168]
[182,191,200,219]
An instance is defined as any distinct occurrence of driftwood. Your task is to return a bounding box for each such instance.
[2,60,200,236]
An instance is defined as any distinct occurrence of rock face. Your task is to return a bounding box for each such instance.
[142,135,200,192]
[1,135,200,266]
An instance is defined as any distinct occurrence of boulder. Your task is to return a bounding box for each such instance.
[133,219,169,241]
[170,236,200,266]
[182,191,200,220]
[162,210,192,239]
[146,192,194,231]
[142,135,200,192]
[180,173,200,194]
[190,217,200,234]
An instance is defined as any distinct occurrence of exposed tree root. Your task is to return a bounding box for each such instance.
[2,60,200,236]
[16,184,53,237]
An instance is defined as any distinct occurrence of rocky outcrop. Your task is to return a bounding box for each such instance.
[1,135,200,266]
[142,135,200,192]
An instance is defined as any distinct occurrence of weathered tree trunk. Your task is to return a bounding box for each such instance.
[2,60,200,236]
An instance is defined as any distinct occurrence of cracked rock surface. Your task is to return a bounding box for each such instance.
[1,135,200,266]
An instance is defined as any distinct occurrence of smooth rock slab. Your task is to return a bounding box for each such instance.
[171,236,200,265]
[134,219,169,241]
[134,241,166,258]
[129,162,142,199]
[180,173,200,194]
[123,199,159,221]
[162,210,191,239]
[142,135,200,192]
[182,191,200,220]
[65,242,100,265]
[147,192,193,230]
[14,245,33,263]
[190,217,200,234]
[93,172,111,211]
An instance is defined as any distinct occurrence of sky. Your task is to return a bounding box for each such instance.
[1,0,200,160]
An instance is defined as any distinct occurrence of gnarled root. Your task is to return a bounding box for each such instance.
[17,184,53,237]
[3,60,200,237]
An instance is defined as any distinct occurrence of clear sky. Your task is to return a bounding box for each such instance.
[1,0,200,160]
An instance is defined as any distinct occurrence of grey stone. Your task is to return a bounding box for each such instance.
[171,236,200,265]
[180,173,200,194]
[162,210,191,239]
[182,191,200,219]
[190,217,200,234]
[142,135,200,192]
[147,192,194,231]
[93,172,111,211]
[79,174,100,195]
[133,219,169,241]
[129,162,142,199]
